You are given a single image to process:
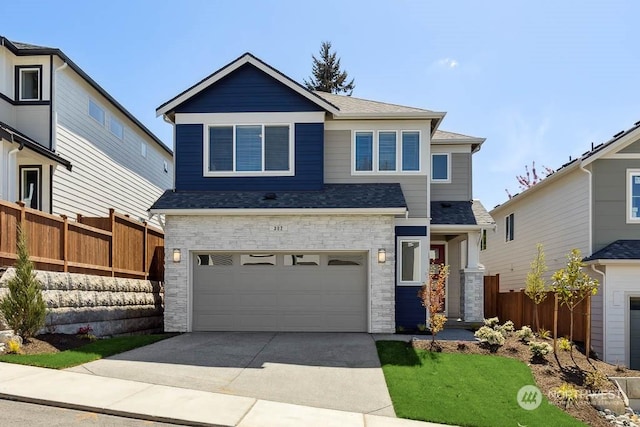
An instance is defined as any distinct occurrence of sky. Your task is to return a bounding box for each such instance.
[3,1,640,209]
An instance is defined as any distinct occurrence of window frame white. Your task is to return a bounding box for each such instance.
[203,123,295,177]
[627,169,640,223]
[19,165,41,210]
[431,153,451,183]
[352,130,422,175]
[88,99,105,126]
[109,116,124,140]
[398,238,423,285]
[17,66,42,101]
[505,213,515,242]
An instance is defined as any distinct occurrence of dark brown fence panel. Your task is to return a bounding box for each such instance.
[0,201,20,265]
[483,274,499,318]
[146,227,165,282]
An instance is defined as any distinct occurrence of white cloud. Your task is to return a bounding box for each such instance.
[434,58,459,69]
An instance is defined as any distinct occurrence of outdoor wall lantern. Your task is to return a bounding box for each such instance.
[377,248,386,264]
[172,248,181,263]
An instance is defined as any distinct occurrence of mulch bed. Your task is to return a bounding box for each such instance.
[413,335,640,427]
[19,334,91,355]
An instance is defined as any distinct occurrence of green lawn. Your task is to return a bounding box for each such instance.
[0,334,170,369]
[376,341,585,427]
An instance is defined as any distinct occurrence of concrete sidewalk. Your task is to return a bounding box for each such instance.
[0,362,450,427]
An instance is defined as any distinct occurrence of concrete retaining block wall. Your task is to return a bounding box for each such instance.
[0,268,163,336]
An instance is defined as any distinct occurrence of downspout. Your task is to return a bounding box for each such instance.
[590,264,606,360]
[163,114,176,191]
[51,61,68,152]
[7,139,24,202]
[578,162,593,254]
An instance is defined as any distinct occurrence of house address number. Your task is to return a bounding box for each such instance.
[270,225,287,231]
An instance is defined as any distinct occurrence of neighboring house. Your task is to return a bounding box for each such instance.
[480,122,640,369]
[151,53,493,333]
[0,36,173,225]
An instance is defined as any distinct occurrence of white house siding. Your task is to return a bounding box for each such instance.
[480,168,590,290]
[15,105,50,147]
[52,64,172,224]
[0,98,15,127]
[164,214,397,333]
[602,265,640,366]
[324,129,429,218]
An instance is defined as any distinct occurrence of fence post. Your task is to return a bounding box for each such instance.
[17,201,26,228]
[109,208,115,278]
[553,293,559,353]
[143,221,148,280]
[61,215,68,272]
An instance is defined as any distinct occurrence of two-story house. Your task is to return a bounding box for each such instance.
[151,53,493,333]
[481,121,640,369]
[0,36,172,224]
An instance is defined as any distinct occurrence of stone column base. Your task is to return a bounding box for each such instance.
[460,268,484,322]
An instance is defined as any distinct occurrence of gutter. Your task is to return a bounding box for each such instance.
[149,207,408,216]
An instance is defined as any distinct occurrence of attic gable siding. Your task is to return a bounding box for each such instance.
[175,123,324,191]
[173,64,324,113]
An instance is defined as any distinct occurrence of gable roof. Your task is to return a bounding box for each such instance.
[491,120,640,213]
[149,183,407,214]
[430,200,494,226]
[432,129,485,152]
[0,121,72,170]
[584,240,640,262]
[0,36,172,156]
[156,53,340,119]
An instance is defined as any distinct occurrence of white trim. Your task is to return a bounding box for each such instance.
[351,129,423,175]
[626,293,640,368]
[108,116,124,140]
[626,169,640,224]
[431,152,451,183]
[581,126,640,167]
[18,67,41,101]
[430,224,484,232]
[88,98,105,126]
[151,207,408,215]
[606,153,640,160]
[352,130,375,174]
[505,213,515,242]
[431,144,472,154]
[203,123,295,177]
[585,259,640,265]
[157,54,340,117]
[401,130,422,172]
[19,166,40,210]
[397,237,427,286]
[176,112,325,125]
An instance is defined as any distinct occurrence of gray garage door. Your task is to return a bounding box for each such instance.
[192,252,368,332]
[631,298,640,370]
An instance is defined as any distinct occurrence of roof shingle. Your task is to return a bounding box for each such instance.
[431,200,494,226]
[312,91,435,115]
[584,240,640,261]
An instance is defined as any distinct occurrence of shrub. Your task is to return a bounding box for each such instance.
[516,326,534,343]
[474,326,506,346]
[6,338,21,354]
[496,320,515,337]
[584,370,609,392]
[537,328,551,339]
[554,383,579,408]
[558,337,572,352]
[416,323,427,332]
[0,226,46,339]
[529,341,553,358]
[456,341,468,351]
[483,317,500,328]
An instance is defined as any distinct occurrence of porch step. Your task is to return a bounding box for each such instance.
[445,320,481,330]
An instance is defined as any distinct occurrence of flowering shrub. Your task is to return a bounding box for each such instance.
[529,340,553,358]
[516,326,534,343]
[554,383,579,408]
[474,326,506,346]
[483,317,500,328]
[496,320,515,337]
[7,338,21,354]
[77,324,96,341]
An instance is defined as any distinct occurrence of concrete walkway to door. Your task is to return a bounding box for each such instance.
[66,332,396,416]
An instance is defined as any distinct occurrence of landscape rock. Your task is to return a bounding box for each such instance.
[590,393,627,416]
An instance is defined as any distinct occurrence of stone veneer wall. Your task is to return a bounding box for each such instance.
[164,214,396,333]
[460,269,484,322]
[0,268,163,336]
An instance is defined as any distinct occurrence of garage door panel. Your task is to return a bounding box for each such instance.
[192,252,368,332]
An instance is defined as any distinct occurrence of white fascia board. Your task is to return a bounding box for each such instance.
[150,207,408,216]
[157,54,339,118]
[581,126,640,167]
[175,112,326,125]
[584,259,640,266]
[430,224,485,232]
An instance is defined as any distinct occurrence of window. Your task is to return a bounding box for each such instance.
[19,166,41,210]
[378,132,397,171]
[402,131,420,171]
[400,240,421,282]
[109,117,124,139]
[241,254,276,266]
[206,124,292,175]
[284,254,320,266]
[353,130,420,173]
[89,99,105,125]
[628,169,640,223]
[505,213,515,242]
[480,229,487,251]
[18,67,41,101]
[327,254,364,266]
[432,153,450,182]
[141,142,147,158]
[355,131,373,171]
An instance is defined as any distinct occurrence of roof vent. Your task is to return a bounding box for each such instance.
[263,192,277,200]
[440,202,452,208]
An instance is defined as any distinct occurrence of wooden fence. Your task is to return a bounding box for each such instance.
[0,200,164,281]
[484,274,587,342]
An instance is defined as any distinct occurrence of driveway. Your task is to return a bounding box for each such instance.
[66,332,395,416]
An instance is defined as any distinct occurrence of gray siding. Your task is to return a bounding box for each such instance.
[620,140,640,153]
[592,159,640,251]
[431,153,472,201]
[446,237,462,318]
[324,130,428,218]
[15,105,50,147]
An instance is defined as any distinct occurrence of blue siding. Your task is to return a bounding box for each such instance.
[174,64,324,113]
[395,286,426,330]
[395,226,427,236]
[175,123,324,191]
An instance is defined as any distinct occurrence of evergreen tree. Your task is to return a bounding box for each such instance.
[0,226,46,339]
[304,41,355,95]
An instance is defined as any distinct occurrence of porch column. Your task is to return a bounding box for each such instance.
[461,231,484,322]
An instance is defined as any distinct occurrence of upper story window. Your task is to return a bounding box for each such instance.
[17,66,41,101]
[431,153,450,182]
[505,213,515,242]
[628,169,640,223]
[88,99,105,125]
[109,117,124,139]
[205,124,293,176]
[480,229,487,251]
[141,142,147,158]
[353,130,421,174]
